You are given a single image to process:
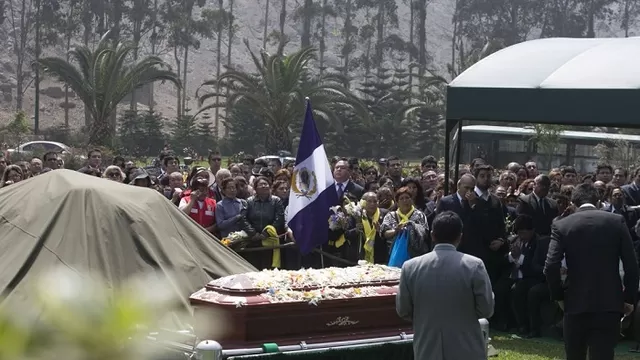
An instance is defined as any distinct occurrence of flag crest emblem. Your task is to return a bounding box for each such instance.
[291,167,318,199]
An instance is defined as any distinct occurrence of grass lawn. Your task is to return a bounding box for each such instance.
[492,334,640,359]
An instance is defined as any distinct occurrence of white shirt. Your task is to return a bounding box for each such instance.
[179,198,204,211]
[508,252,525,279]
[335,180,350,193]
[474,186,490,201]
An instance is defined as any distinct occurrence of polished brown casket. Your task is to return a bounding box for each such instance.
[189,265,412,348]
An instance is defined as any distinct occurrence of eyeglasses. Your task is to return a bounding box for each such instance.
[211,158,222,162]
[107,172,120,178]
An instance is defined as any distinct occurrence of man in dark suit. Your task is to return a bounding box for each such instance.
[439,167,510,330]
[509,215,547,337]
[435,173,476,219]
[604,187,640,242]
[622,167,640,206]
[516,174,558,236]
[545,183,639,360]
[333,158,364,201]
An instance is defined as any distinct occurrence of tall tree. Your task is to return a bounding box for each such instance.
[277,0,288,53]
[619,0,640,36]
[262,0,270,49]
[334,0,356,88]
[38,33,181,146]
[415,0,427,77]
[316,0,336,75]
[162,0,216,118]
[126,0,157,110]
[7,0,36,110]
[224,0,236,137]
[197,44,368,152]
[456,0,543,48]
[300,0,314,48]
[539,0,585,37]
[214,0,230,137]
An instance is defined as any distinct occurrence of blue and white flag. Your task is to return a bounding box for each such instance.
[286,100,339,255]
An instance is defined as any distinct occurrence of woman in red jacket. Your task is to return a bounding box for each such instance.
[179,178,217,233]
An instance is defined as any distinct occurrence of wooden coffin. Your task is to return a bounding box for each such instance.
[189,265,412,348]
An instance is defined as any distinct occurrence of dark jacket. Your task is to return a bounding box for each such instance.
[344,208,390,264]
[545,207,639,314]
[622,183,640,206]
[532,236,550,282]
[439,193,507,279]
[516,193,558,236]
[343,181,365,201]
[242,195,285,237]
[517,235,549,282]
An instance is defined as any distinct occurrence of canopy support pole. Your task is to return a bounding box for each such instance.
[444,119,464,196]
[454,120,462,184]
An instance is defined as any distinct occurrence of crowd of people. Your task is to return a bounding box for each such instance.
[2,146,640,345]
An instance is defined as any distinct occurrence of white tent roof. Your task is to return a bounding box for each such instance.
[449,37,640,89]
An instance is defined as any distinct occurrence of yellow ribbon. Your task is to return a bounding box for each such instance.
[397,205,415,225]
[362,208,380,263]
[328,199,353,249]
[262,225,281,269]
[328,236,345,248]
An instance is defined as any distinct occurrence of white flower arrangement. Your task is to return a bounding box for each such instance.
[343,201,362,218]
[221,230,248,247]
[328,206,349,231]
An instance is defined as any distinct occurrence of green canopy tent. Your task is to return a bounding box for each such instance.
[444,36,640,191]
[0,170,256,317]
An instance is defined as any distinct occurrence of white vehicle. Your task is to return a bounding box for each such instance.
[256,155,296,165]
[7,141,75,156]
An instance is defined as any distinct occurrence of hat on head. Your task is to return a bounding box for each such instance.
[130,168,154,184]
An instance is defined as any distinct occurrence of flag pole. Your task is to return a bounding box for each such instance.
[304,96,327,269]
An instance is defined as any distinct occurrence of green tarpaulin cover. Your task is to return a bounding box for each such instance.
[0,169,256,313]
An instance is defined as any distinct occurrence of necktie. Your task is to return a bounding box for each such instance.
[539,198,546,215]
[337,183,344,198]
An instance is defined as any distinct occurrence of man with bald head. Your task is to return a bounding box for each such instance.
[355,192,390,264]
[435,174,476,218]
[516,174,558,236]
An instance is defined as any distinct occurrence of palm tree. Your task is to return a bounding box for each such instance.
[38,32,181,146]
[196,41,367,152]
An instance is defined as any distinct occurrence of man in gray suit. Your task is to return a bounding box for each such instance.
[396,211,494,360]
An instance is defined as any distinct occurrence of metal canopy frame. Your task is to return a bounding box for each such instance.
[443,37,640,193]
